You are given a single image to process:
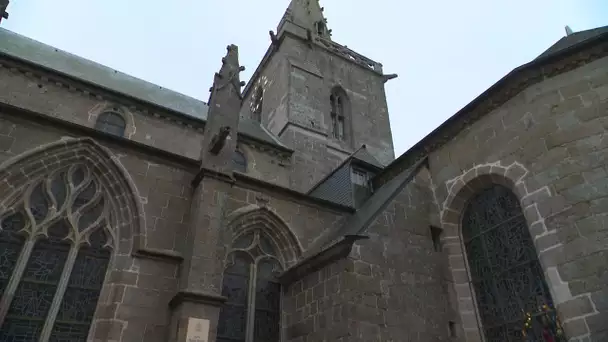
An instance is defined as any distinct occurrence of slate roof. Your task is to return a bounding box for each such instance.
[297,24,608,269]
[306,144,383,196]
[352,147,384,169]
[0,28,288,150]
[329,157,426,240]
[303,157,427,259]
[537,25,608,60]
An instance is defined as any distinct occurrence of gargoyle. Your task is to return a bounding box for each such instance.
[0,0,9,22]
[382,74,398,83]
[209,126,231,155]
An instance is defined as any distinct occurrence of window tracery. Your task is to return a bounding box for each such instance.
[462,184,564,341]
[95,111,126,137]
[0,164,113,341]
[217,230,282,342]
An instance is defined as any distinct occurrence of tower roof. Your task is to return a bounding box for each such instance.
[279,0,331,39]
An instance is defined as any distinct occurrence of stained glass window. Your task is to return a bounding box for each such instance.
[217,230,282,342]
[0,165,112,342]
[95,111,126,137]
[462,185,565,342]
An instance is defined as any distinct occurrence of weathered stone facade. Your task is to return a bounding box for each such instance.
[433,55,608,342]
[0,1,607,342]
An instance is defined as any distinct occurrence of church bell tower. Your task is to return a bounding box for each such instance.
[240,0,397,192]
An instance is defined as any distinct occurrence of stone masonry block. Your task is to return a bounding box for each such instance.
[535,230,560,252]
[562,317,589,338]
[590,288,608,311]
[558,295,595,320]
[586,312,608,334]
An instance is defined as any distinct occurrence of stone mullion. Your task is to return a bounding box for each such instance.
[38,244,80,341]
[245,262,258,342]
[0,239,36,325]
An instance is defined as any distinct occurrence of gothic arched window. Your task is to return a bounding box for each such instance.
[233,150,247,173]
[217,230,282,342]
[462,184,564,342]
[0,164,112,341]
[251,88,263,123]
[330,86,349,142]
[95,111,126,137]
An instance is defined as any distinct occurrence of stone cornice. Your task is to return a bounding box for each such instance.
[132,247,184,263]
[373,35,608,189]
[0,56,291,156]
[232,172,355,214]
[169,290,227,309]
[238,134,293,159]
[0,57,207,131]
[0,102,353,214]
[242,29,386,100]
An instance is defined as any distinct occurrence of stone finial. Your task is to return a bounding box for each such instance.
[208,44,245,102]
[565,25,574,36]
[0,0,9,23]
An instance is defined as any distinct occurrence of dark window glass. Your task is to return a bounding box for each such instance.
[95,112,126,137]
[217,254,251,342]
[233,151,247,173]
[462,185,565,342]
[330,88,348,141]
[218,231,282,342]
[0,165,112,342]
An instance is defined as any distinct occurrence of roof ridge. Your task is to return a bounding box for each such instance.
[0,27,209,118]
[0,27,292,150]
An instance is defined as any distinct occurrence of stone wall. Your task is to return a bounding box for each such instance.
[431,56,608,341]
[284,171,455,342]
[0,112,189,341]
[0,58,292,187]
[242,35,395,193]
[237,142,291,188]
[0,61,203,160]
[349,171,453,341]
[0,109,350,341]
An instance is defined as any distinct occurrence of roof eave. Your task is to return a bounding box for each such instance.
[0,51,292,153]
[0,52,209,127]
[374,31,608,187]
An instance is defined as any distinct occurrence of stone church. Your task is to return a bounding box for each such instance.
[0,0,607,341]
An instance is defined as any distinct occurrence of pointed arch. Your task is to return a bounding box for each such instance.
[219,205,301,342]
[0,137,145,340]
[440,162,568,341]
[225,205,302,268]
[329,85,351,144]
[0,137,145,251]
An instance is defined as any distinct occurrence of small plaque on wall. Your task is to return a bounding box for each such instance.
[186,318,210,342]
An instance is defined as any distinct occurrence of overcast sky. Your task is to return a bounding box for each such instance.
[3,1,607,156]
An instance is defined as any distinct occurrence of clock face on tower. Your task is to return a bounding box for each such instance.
[250,76,269,123]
